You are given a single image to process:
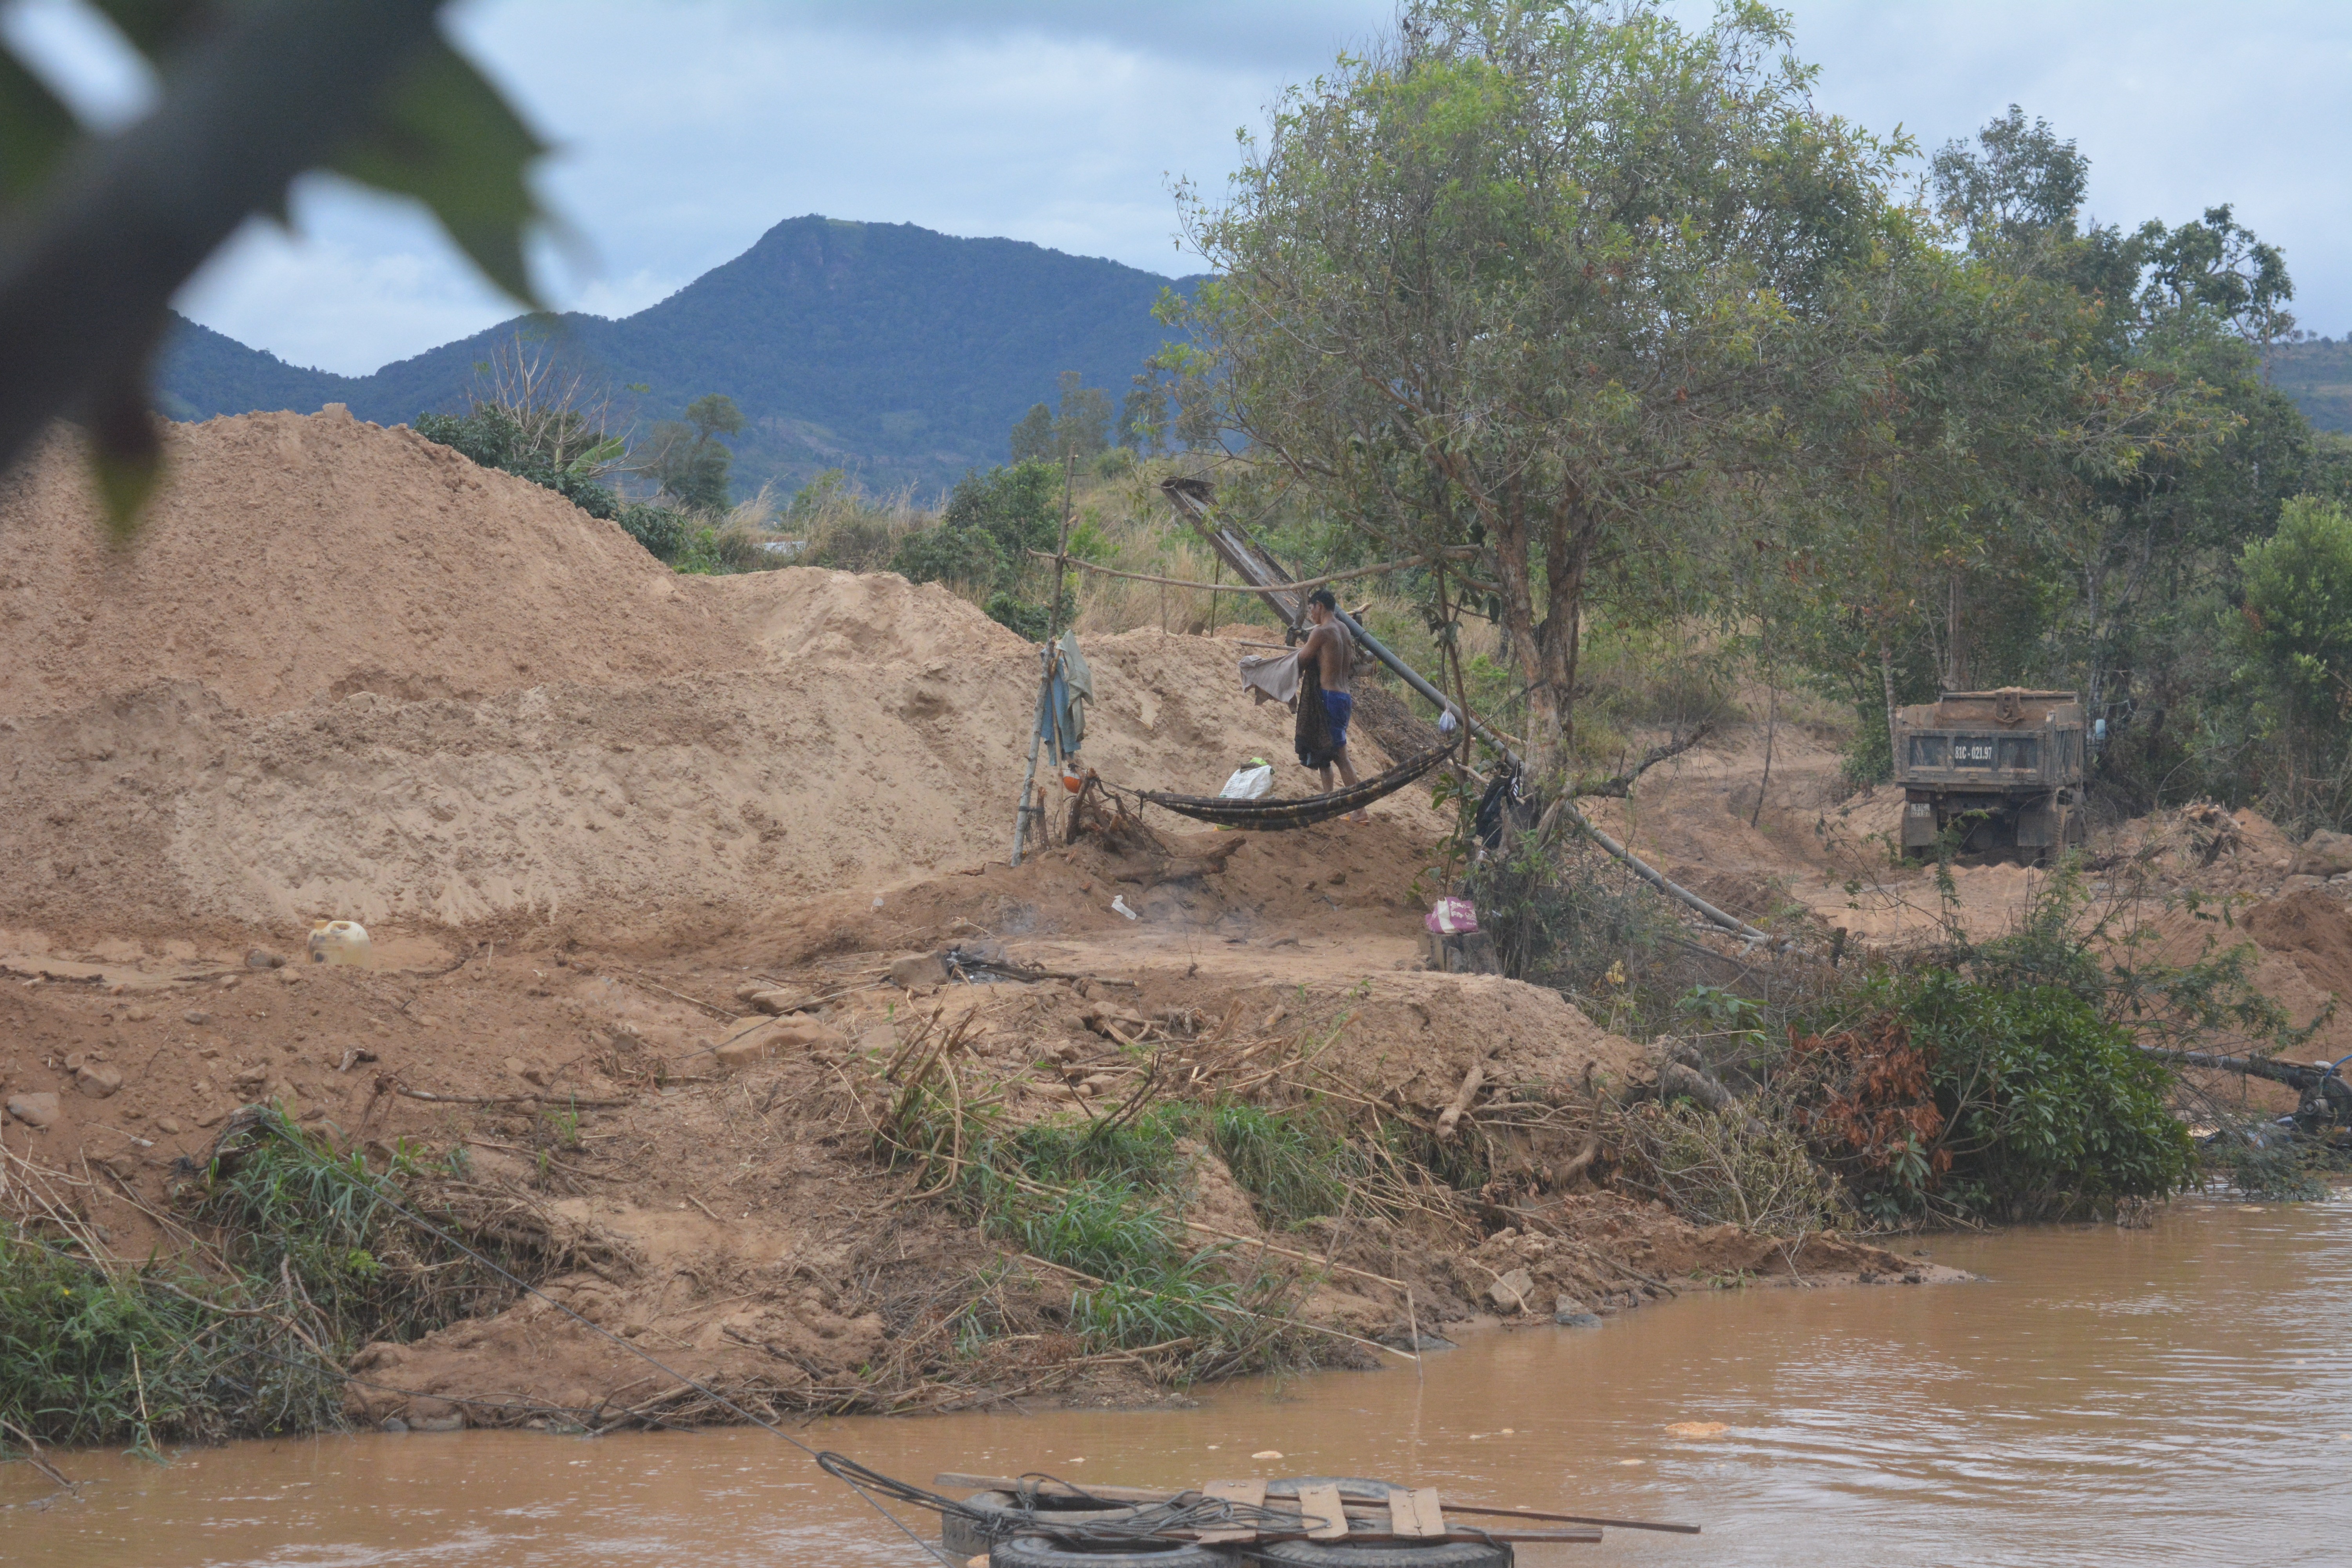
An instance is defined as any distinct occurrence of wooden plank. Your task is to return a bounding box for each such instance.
[1387,1489,1421,1539]
[1297,1483,1349,1542]
[1406,1488,1446,1539]
[1197,1478,1268,1544]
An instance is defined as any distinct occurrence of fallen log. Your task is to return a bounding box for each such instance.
[1435,1062,1485,1141]
[2136,1045,2330,1089]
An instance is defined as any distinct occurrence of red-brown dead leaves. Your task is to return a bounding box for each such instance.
[1786,1016,1948,1175]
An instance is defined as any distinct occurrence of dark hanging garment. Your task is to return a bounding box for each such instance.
[1295,658,1341,771]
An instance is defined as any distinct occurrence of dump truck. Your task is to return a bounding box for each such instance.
[1892,688,2087,860]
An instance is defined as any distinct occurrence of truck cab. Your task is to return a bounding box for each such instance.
[1892,688,2087,861]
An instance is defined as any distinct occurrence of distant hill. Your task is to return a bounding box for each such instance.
[2268,339,2352,434]
[155,216,1199,497]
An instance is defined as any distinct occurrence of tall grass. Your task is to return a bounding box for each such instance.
[2,1111,540,1448]
[1206,1103,1359,1229]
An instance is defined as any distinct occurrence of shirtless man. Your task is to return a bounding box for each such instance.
[1301,589,1368,822]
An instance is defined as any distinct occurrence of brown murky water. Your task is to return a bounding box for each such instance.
[9,1196,2350,1566]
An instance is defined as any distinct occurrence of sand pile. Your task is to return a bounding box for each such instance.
[0,411,762,719]
[0,411,1434,936]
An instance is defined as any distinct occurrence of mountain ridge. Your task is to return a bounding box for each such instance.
[156,216,1200,496]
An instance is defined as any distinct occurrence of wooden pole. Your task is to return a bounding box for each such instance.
[1011,455,1078,865]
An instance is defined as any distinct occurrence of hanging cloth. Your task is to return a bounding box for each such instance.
[1044,631,1093,753]
[1239,649,1301,706]
[1294,657,1340,771]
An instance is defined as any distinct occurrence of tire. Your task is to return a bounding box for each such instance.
[944,1493,1152,1560]
[1248,1540,1511,1568]
[991,1536,1238,1568]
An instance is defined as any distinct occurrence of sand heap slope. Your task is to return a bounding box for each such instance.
[0,411,1435,935]
[0,410,759,719]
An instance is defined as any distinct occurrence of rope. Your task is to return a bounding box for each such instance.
[1123,739,1459,830]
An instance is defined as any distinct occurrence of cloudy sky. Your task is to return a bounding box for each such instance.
[10,0,2347,374]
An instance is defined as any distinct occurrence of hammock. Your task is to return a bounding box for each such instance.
[1131,739,1459,830]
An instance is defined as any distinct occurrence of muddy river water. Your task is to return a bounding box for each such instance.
[9,1196,2348,1567]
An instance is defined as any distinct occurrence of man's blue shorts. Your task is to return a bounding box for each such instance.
[1322,689,1353,750]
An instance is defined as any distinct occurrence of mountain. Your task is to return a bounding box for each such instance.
[154,216,1199,497]
[2268,339,2352,434]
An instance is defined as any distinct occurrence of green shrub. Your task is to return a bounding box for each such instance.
[2,1112,543,1448]
[617,500,688,561]
[0,1228,339,1449]
[415,403,621,519]
[1891,970,2196,1219]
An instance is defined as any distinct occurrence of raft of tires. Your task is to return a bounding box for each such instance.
[943,1478,1519,1568]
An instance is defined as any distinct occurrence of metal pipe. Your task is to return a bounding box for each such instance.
[1328,605,1775,947]
[1156,476,1775,946]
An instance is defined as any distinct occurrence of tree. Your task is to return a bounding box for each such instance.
[0,1,545,530]
[2236,497,2352,815]
[1167,0,1891,784]
[1050,371,1113,461]
[891,460,1070,637]
[635,394,742,513]
[2135,205,2295,357]
[414,330,626,515]
[1007,372,1113,464]
[1009,403,1055,463]
[1929,104,2088,270]
[1773,105,2219,779]
[1119,380,1168,455]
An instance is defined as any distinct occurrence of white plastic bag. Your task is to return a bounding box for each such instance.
[1218,762,1275,800]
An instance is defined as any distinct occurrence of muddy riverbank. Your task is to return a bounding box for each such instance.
[9,1193,2347,1565]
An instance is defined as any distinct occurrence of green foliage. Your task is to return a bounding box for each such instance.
[983,590,1067,642]
[1010,371,1116,465]
[1,1112,532,1448]
[616,500,689,562]
[318,36,548,305]
[941,1109,1307,1370]
[895,523,1005,589]
[894,460,1078,636]
[0,4,548,530]
[0,1227,338,1450]
[2236,496,2352,735]
[1169,0,1895,782]
[1205,1104,1356,1229]
[634,395,742,514]
[415,402,622,518]
[1883,971,2197,1220]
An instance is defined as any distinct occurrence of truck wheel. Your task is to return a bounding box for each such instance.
[947,1494,1151,1559]
[990,1536,1238,1568]
[1248,1539,1512,1568]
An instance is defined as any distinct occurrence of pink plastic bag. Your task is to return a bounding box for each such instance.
[1424,897,1479,935]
